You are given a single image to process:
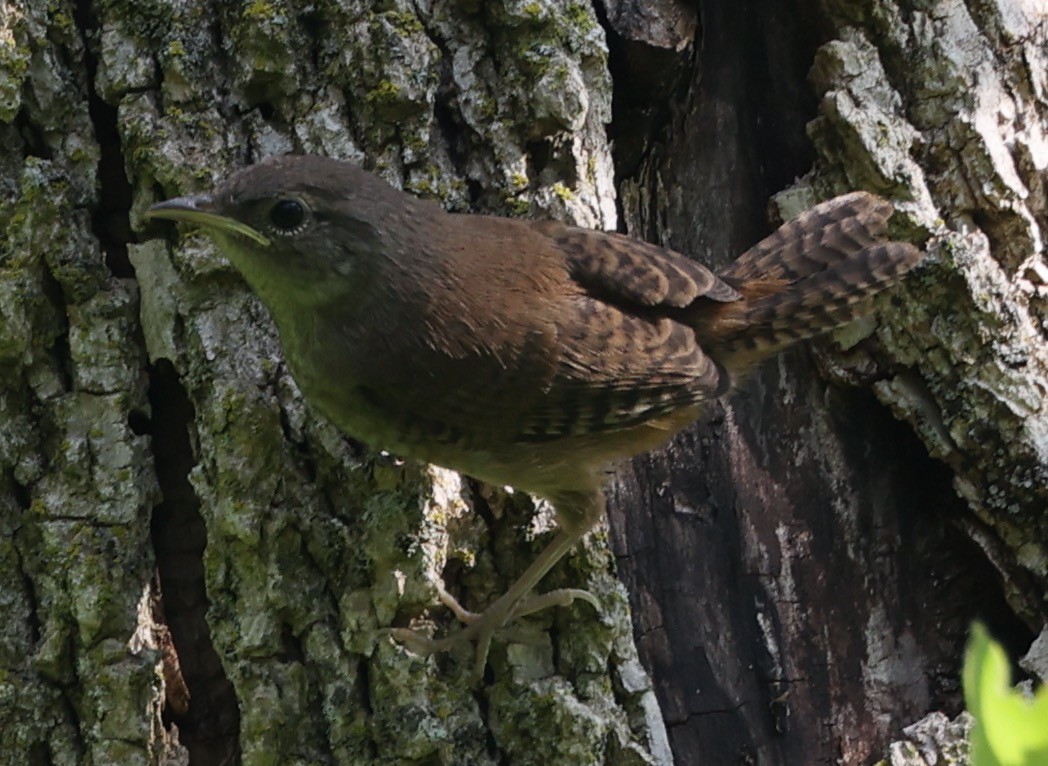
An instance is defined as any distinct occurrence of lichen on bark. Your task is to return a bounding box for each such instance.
[2,4,162,763]
[4,0,669,764]
[809,5,1048,617]
[6,0,1048,763]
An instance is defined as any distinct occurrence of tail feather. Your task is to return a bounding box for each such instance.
[699,193,923,372]
[720,191,895,282]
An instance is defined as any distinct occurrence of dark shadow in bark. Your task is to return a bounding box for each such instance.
[601,0,1034,762]
[149,359,242,766]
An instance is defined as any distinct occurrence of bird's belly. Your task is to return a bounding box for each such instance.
[284,351,540,485]
[279,320,693,497]
[289,363,407,450]
[289,356,690,499]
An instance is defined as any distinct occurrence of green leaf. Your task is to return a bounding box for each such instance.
[963,623,1048,766]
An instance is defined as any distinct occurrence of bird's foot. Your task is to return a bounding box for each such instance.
[389,584,600,683]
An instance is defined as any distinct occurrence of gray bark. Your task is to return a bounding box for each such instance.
[2,1,663,764]
[1,0,1046,765]
[606,0,1048,764]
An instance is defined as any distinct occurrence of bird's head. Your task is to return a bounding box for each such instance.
[147,155,416,306]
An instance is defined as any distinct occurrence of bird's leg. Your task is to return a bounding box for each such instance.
[430,554,600,625]
[390,526,589,679]
[391,489,604,681]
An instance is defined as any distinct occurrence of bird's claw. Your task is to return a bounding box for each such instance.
[389,585,601,684]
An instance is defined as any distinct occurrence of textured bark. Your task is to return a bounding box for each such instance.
[2,1,664,765]
[605,0,1048,764]
[2,0,1046,765]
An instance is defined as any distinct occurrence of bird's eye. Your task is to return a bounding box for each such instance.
[269,199,306,232]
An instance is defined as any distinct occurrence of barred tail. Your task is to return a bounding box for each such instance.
[699,192,923,372]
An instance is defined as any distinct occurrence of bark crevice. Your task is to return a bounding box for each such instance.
[72,0,135,279]
[147,358,241,766]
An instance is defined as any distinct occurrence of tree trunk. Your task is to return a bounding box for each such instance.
[605,0,1048,764]
[1,1,1045,765]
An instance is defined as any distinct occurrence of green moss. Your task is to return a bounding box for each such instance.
[365,79,402,105]
[243,0,281,22]
[51,11,75,34]
[0,38,30,121]
[565,3,596,33]
[166,39,187,58]
[407,178,434,197]
[520,45,553,76]
[6,210,26,231]
[403,133,427,155]
[511,173,528,189]
[507,198,531,217]
[552,182,575,201]
[523,2,543,19]
[0,41,30,76]
[478,96,498,120]
[380,10,424,36]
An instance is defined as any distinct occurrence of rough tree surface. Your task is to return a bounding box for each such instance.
[607,0,1048,763]
[0,1,1045,766]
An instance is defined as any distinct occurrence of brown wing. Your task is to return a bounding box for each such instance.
[349,216,733,450]
[515,295,725,441]
[510,221,734,441]
[533,220,740,306]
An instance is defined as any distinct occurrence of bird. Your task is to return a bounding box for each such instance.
[147,154,924,681]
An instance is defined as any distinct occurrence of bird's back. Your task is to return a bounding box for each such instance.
[325,193,921,497]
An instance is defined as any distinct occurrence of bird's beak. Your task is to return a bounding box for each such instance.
[147,195,271,247]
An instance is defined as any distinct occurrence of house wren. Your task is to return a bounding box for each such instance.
[147,155,923,679]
